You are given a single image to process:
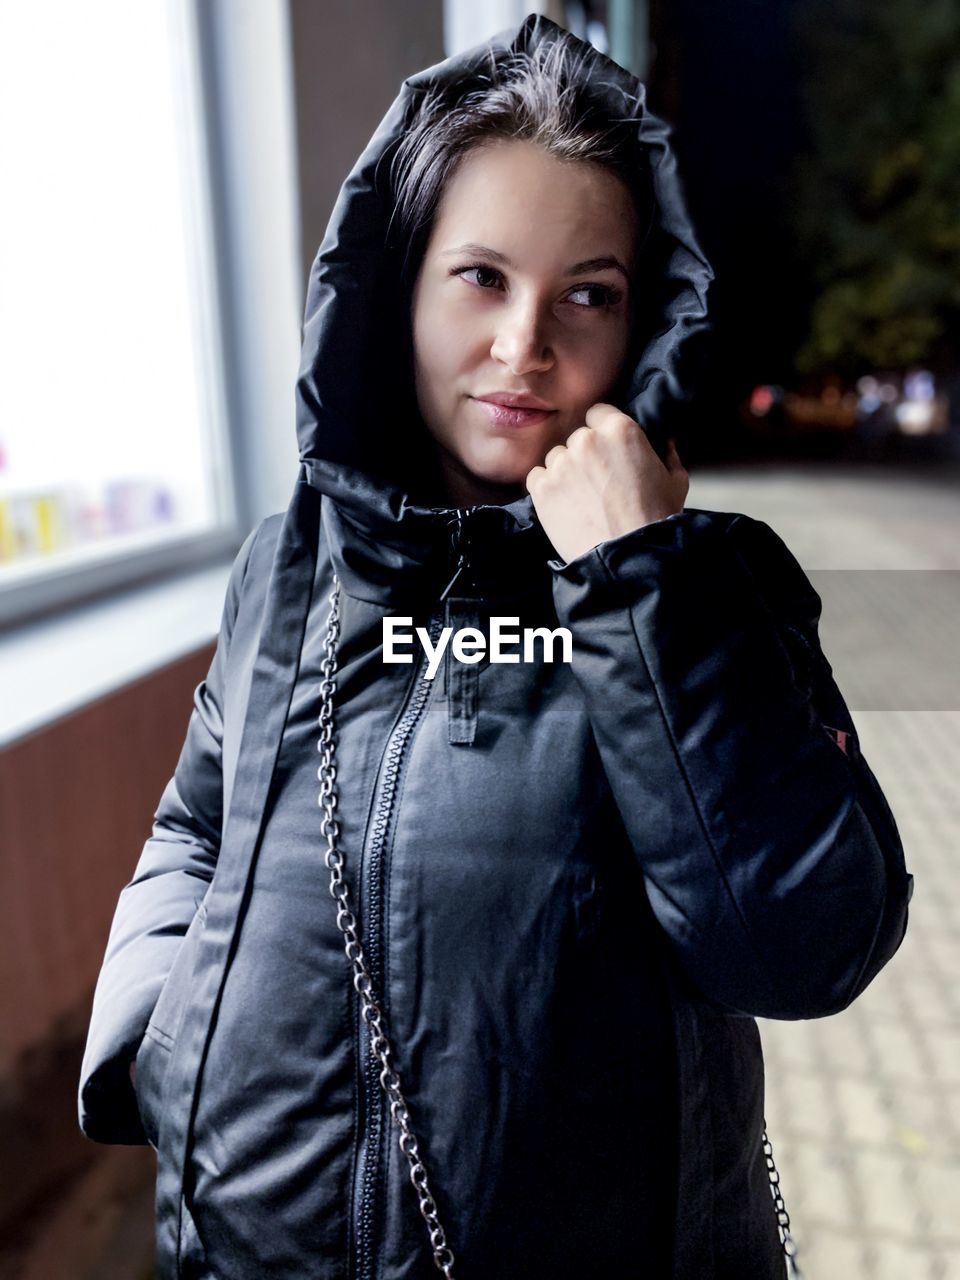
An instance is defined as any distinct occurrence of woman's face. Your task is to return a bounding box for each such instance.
[410,139,639,506]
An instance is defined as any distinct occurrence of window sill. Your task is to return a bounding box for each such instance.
[0,560,234,748]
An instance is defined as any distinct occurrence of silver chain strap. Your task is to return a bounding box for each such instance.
[317,571,803,1279]
[317,573,458,1279]
[762,1124,805,1277]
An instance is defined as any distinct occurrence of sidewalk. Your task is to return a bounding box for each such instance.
[689,460,960,1280]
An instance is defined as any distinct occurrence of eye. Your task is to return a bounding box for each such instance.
[448,262,623,310]
[566,283,623,309]
[450,262,504,290]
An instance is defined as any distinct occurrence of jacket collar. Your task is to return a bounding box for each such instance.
[303,458,555,608]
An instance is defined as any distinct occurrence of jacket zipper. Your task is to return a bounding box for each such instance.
[352,508,476,1279]
[439,504,480,602]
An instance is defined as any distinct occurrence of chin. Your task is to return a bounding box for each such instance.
[456,446,526,485]
[469,464,530,492]
[472,474,528,495]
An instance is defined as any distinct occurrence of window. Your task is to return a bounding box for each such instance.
[0,1,237,621]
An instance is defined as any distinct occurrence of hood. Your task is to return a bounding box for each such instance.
[293,12,714,604]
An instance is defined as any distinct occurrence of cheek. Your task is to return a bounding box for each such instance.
[418,309,473,388]
[572,321,632,401]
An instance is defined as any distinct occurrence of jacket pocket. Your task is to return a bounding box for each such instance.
[134,1024,171,1151]
[150,898,208,1041]
[134,899,208,1149]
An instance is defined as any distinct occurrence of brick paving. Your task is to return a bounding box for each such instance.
[689,461,960,1280]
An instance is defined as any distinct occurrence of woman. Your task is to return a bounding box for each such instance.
[78,15,913,1279]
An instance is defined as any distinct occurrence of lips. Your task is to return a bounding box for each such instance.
[472,396,557,428]
[477,392,555,410]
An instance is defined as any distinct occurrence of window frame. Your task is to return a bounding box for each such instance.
[1,0,302,632]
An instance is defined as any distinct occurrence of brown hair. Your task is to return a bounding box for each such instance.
[387,31,655,298]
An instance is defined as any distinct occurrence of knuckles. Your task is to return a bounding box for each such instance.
[604,417,641,446]
[530,408,678,499]
[564,425,594,453]
[584,404,638,437]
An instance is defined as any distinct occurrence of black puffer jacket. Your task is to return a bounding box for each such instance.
[78,15,914,1279]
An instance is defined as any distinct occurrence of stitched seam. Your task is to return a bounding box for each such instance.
[593,535,782,1013]
[145,1023,175,1051]
[224,517,269,664]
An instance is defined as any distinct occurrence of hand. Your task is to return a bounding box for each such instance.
[525,403,689,564]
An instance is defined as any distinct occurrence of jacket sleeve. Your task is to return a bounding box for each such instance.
[549,508,914,1021]
[77,521,263,1143]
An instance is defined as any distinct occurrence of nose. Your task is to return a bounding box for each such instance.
[490,300,554,377]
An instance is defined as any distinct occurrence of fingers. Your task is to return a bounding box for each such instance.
[535,407,687,484]
[584,403,647,446]
[585,404,674,469]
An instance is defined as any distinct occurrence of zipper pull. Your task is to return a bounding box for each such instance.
[438,507,476,602]
[439,557,466,603]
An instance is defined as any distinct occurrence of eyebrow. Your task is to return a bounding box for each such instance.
[441,243,631,282]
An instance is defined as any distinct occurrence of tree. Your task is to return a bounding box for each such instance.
[789,0,960,376]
